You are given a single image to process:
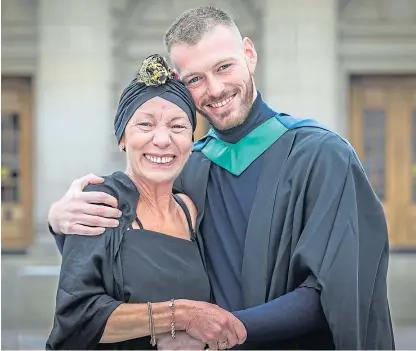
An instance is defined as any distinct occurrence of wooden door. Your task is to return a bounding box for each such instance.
[399,80,416,247]
[350,76,416,248]
[195,112,210,140]
[1,77,34,251]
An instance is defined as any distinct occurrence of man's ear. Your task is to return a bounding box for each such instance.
[242,37,257,75]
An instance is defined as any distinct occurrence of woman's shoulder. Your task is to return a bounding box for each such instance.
[83,171,139,200]
[83,171,139,226]
[175,193,197,228]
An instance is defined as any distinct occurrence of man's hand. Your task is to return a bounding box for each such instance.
[177,300,247,350]
[48,173,121,235]
[157,331,206,350]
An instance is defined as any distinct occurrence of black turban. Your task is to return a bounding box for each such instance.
[114,54,196,143]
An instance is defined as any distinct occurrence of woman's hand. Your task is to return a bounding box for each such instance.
[157,331,206,350]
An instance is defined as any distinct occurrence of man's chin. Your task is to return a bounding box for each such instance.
[212,116,244,131]
[198,108,244,131]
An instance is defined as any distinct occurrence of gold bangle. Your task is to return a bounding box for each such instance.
[147,302,156,346]
[168,298,176,339]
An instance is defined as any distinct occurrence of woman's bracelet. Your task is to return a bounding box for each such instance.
[169,298,176,339]
[147,302,156,346]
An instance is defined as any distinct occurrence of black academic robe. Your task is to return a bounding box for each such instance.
[174,126,395,350]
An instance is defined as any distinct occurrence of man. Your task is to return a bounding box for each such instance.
[48,6,395,349]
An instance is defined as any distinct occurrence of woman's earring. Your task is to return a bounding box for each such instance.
[120,145,125,152]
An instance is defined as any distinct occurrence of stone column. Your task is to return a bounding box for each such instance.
[35,0,113,230]
[262,0,338,131]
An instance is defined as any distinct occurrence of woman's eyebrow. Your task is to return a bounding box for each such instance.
[169,116,187,122]
[135,111,156,119]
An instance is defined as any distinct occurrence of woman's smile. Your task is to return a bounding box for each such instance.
[144,153,176,166]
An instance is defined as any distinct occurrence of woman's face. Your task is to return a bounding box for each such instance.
[122,96,193,185]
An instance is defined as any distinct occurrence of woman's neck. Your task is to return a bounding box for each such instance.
[125,170,176,220]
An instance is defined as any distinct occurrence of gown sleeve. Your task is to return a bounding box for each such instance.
[233,286,326,342]
[173,172,185,194]
[289,133,395,349]
[46,183,123,350]
[51,225,65,254]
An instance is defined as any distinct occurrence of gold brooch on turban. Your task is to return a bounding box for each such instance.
[137,54,175,86]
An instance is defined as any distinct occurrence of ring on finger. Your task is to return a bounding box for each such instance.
[217,341,228,349]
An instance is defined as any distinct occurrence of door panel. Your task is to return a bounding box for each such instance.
[350,80,395,242]
[350,76,416,248]
[1,78,33,251]
[412,110,416,204]
[400,88,416,246]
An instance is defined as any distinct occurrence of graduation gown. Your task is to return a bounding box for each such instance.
[173,124,395,350]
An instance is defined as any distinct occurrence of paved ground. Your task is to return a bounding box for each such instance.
[2,237,416,349]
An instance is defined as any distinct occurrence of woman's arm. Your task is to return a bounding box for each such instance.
[48,232,174,348]
[47,233,245,350]
[102,299,247,350]
[47,230,173,348]
[101,302,172,343]
[47,233,121,350]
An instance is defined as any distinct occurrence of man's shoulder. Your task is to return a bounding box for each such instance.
[184,151,209,169]
[175,152,210,191]
[290,125,347,145]
[266,111,355,158]
[286,124,357,165]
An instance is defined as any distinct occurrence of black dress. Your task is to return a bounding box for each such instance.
[116,196,211,349]
[46,172,211,350]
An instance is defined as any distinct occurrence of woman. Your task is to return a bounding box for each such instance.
[46,55,246,350]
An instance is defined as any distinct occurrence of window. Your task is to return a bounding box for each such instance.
[1,113,20,203]
[363,109,386,201]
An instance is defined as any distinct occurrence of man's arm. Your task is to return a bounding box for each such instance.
[233,286,326,343]
[48,174,122,238]
[49,171,188,245]
[263,134,393,349]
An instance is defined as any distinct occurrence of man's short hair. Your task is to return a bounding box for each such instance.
[164,6,237,53]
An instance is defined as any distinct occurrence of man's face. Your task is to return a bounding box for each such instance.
[170,25,258,131]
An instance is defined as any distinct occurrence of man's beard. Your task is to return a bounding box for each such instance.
[197,75,254,131]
